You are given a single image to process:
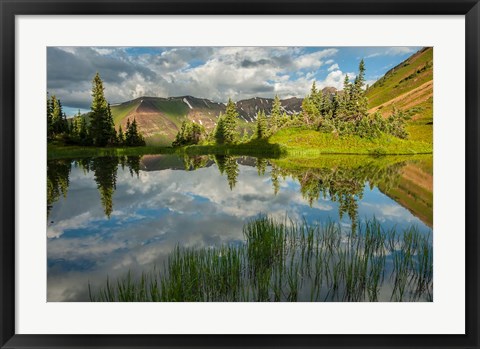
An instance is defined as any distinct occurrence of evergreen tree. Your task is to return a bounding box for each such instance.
[222,98,239,144]
[88,73,116,146]
[256,110,268,139]
[310,81,324,115]
[214,113,226,144]
[125,118,146,146]
[50,95,67,135]
[270,94,282,133]
[117,125,125,145]
[341,75,353,117]
[353,59,368,119]
[301,95,319,126]
[79,116,89,144]
[241,129,250,143]
[172,120,204,146]
[331,93,340,118]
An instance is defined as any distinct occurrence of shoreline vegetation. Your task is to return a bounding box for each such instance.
[89,216,433,302]
[47,129,432,160]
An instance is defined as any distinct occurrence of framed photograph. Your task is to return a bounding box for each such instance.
[1,0,478,348]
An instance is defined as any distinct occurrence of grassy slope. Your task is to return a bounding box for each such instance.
[151,99,189,128]
[366,47,433,108]
[111,100,140,125]
[366,47,433,143]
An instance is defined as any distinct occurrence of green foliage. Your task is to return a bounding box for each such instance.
[172,120,205,146]
[88,73,116,146]
[49,72,145,148]
[117,125,125,145]
[213,98,239,145]
[222,98,239,143]
[270,94,282,133]
[124,118,146,146]
[295,59,410,141]
[255,110,268,139]
[47,94,69,140]
[213,113,227,144]
[301,95,319,126]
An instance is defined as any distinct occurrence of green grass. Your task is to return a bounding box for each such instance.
[111,100,140,125]
[270,127,432,156]
[366,48,433,108]
[152,100,189,125]
[89,216,433,302]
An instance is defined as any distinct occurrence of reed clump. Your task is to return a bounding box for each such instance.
[89,216,432,302]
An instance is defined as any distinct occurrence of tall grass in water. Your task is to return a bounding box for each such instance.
[89,216,432,302]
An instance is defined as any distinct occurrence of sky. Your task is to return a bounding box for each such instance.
[47,46,422,116]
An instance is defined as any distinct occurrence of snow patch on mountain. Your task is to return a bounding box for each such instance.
[183,98,193,109]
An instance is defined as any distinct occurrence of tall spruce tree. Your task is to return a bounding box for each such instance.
[214,113,226,144]
[270,94,282,133]
[256,110,268,139]
[88,73,116,146]
[310,81,324,115]
[79,116,89,144]
[353,59,368,119]
[222,98,239,144]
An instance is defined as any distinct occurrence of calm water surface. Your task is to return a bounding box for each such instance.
[47,154,432,301]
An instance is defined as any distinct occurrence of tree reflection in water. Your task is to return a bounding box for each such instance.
[47,155,141,219]
[48,153,407,226]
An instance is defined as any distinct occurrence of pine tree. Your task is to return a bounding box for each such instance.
[340,75,352,118]
[50,95,63,135]
[79,116,89,144]
[353,59,368,119]
[214,113,226,144]
[125,118,145,146]
[88,73,116,146]
[172,120,204,146]
[117,125,125,145]
[310,81,324,115]
[331,93,340,118]
[222,98,239,144]
[301,95,319,126]
[270,94,282,133]
[256,110,268,139]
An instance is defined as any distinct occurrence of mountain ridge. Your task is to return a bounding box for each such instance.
[110,88,336,145]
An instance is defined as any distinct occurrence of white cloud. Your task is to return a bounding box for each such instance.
[294,48,338,69]
[365,47,416,59]
[318,70,356,90]
[48,46,342,106]
[327,63,339,72]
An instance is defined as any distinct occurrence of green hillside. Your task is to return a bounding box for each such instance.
[366,47,433,143]
[111,100,140,125]
[366,47,433,108]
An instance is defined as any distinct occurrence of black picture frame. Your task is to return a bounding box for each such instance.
[1,0,479,348]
